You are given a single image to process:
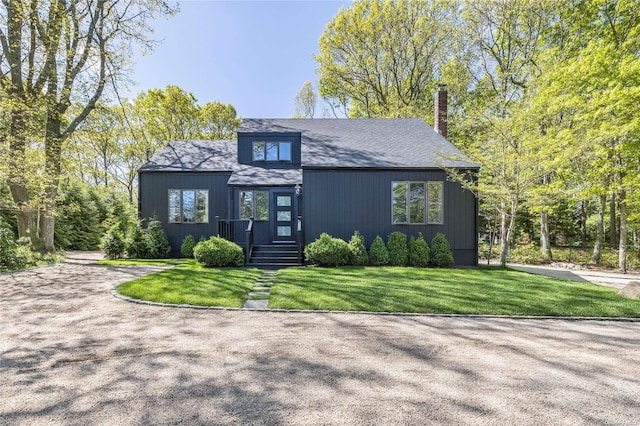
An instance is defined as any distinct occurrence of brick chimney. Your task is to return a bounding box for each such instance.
[434,84,447,139]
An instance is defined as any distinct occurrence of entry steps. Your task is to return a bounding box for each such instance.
[247,244,301,268]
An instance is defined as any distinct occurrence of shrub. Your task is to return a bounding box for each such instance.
[408,233,430,267]
[348,230,369,266]
[101,224,126,259]
[430,233,454,267]
[193,236,244,267]
[387,232,408,266]
[181,235,197,258]
[126,221,149,259]
[304,233,351,267]
[54,183,101,250]
[368,235,390,266]
[0,217,29,270]
[144,217,171,259]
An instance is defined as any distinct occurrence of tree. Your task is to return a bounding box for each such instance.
[199,101,241,139]
[293,81,317,118]
[316,0,458,118]
[0,0,177,250]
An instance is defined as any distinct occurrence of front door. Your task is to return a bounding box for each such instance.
[273,192,294,242]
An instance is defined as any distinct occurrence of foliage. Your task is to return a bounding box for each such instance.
[430,233,454,267]
[368,235,390,266]
[193,236,244,267]
[0,217,29,271]
[316,0,458,118]
[144,218,171,259]
[180,235,197,258]
[387,232,408,266]
[304,233,351,267]
[126,221,149,259]
[54,183,101,250]
[408,233,430,267]
[115,260,261,307]
[348,230,369,266]
[101,224,126,260]
[293,81,318,118]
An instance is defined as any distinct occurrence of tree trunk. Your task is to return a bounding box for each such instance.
[499,201,517,267]
[41,115,64,252]
[619,190,627,273]
[591,194,606,264]
[609,193,617,247]
[540,210,552,260]
[580,201,588,247]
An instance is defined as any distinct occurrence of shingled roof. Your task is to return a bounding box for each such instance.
[139,140,236,172]
[140,118,477,176]
[238,118,478,169]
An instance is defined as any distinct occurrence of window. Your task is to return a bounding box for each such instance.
[240,190,269,220]
[252,141,291,161]
[168,190,208,223]
[391,181,443,224]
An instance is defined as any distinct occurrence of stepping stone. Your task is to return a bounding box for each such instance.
[253,287,271,292]
[243,299,268,309]
[248,291,270,297]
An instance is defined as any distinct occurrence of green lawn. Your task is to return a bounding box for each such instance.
[115,259,262,307]
[97,258,185,266]
[268,266,640,317]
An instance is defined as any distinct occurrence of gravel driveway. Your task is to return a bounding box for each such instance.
[1,252,640,425]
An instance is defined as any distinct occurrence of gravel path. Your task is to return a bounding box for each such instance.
[1,252,640,425]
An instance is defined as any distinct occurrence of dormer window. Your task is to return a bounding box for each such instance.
[253,141,291,162]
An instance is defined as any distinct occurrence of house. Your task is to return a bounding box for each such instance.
[138,86,479,266]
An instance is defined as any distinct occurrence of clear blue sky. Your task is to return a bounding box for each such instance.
[126,0,352,118]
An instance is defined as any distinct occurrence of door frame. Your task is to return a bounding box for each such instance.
[272,190,296,243]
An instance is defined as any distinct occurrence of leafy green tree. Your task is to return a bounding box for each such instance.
[387,232,408,266]
[294,81,318,118]
[408,233,430,267]
[316,0,458,118]
[54,183,101,250]
[348,230,369,266]
[369,235,390,266]
[199,102,241,139]
[430,233,454,267]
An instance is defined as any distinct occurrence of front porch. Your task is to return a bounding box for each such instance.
[215,216,303,267]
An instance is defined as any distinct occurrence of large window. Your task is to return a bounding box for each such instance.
[239,191,269,220]
[391,181,443,224]
[252,142,291,162]
[169,190,208,223]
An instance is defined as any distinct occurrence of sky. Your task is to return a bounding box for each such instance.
[125,0,352,118]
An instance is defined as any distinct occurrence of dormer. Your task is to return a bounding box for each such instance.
[236,132,301,166]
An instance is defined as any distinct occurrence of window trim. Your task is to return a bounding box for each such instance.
[168,189,209,224]
[391,181,444,225]
[252,141,292,162]
[239,190,269,221]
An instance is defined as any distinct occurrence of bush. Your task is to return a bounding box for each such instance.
[0,217,29,270]
[387,232,408,266]
[304,233,351,267]
[348,230,369,266]
[54,183,101,250]
[193,236,244,267]
[369,235,390,266]
[181,234,197,258]
[430,233,454,267]
[101,224,126,259]
[408,233,430,267]
[126,221,149,259]
[144,217,171,259]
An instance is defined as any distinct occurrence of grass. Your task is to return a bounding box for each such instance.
[115,259,262,307]
[268,266,640,317]
[97,258,186,266]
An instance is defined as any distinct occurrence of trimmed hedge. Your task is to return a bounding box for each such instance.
[305,233,351,266]
[369,235,390,266]
[408,233,430,267]
[194,236,244,267]
[348,230,369,266]
[181,234,197,258]
[430,233,454,267]
[387,232,408,266]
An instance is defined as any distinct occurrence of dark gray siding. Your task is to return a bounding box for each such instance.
[237,132,301,166]
[139,171,231,254]
[302,169,477,265]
